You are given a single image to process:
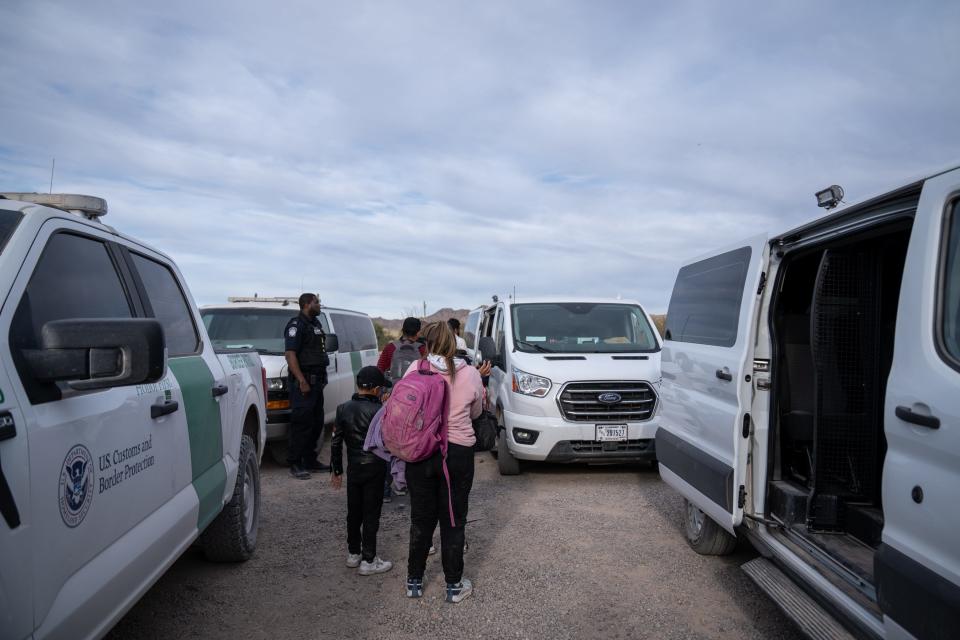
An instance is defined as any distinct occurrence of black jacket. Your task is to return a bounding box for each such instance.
[331,394,384,475]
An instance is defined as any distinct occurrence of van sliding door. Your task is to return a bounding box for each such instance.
[657,235,767,533]
[878,169,960,639]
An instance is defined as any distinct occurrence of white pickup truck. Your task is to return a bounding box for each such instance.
[0,193,267,640]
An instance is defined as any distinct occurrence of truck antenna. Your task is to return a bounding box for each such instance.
[49,158,55,194]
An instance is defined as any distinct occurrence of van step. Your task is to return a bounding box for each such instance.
[742,557,854,640]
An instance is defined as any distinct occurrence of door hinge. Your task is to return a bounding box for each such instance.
[738,485,747,509]
[756,271,767,295]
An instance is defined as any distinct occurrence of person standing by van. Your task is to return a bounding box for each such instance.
[403,321,483,603]
[330,366,394,575]
[284,293,330,479]
[377,317,425,382]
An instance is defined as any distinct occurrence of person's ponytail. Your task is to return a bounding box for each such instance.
[420,321,458,384]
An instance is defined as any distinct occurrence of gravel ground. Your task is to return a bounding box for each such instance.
[108,452,802,640]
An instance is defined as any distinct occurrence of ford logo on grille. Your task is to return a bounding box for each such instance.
[597,392,622,404]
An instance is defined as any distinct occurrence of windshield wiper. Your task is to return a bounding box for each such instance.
[515,340,554,353]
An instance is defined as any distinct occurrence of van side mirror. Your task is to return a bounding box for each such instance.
[25,318,166,390]
[477,336,501,369]
[325,334,339,353]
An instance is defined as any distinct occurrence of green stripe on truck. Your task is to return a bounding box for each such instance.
[168,356,226,530]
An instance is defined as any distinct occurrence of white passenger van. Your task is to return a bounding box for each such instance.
[471,297,661,475]
[657,167,960,639]
[200,300,379,464]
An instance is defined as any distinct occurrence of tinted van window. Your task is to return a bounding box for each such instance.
[941,202,960,369]
[330,313,376,352]
[665,246,752,347]
[130,254,199,356]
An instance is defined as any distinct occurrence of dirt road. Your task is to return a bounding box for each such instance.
[108,455,800,640]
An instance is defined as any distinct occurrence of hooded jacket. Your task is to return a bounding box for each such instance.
[405,355,483,448]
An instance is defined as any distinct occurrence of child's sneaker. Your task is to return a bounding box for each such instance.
[406,577,424,598]
[391,480,407,496]
[345,553,361,568]
[446,578,473,603]
[358,557,393,576]
[428,544,437,555]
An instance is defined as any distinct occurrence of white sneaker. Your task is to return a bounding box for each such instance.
[428,544,437,555]
[346,553,361,568]
[446,577,473,603]
[358,557,393,576]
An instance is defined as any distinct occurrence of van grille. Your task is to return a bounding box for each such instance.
[557,381,657,422]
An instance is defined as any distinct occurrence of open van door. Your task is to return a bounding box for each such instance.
[877,168,960,639]
[657,235,768,541]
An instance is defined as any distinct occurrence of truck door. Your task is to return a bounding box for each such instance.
[656,235,767,533]
[877,168,960,639]
[2,222,188,638]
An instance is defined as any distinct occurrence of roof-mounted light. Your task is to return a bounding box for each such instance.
[814,185,844,210]
[0,193,108,219]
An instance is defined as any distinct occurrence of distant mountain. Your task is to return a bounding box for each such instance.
[371,308,470,334]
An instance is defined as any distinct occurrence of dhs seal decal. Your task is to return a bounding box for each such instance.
[59,444,94,527]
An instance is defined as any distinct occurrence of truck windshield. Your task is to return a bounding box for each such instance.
[511,303,659,353]
[0,210,23,255]
[201,308,310,355]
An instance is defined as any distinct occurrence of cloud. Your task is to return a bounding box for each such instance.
[1,0,958,317]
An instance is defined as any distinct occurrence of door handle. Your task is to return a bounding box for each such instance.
[895,406,940,430]
[715,368,733,382]
[212,384,229,398]
[151,400,179,419]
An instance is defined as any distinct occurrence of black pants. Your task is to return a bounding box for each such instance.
[287,372,326,465]
[406,443,475,584]
[347,459,389,561]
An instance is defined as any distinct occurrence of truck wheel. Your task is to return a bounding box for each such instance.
[269,441,289,467]
[201,434,260,562]
[497,429,521,476]
[682,498,737,555]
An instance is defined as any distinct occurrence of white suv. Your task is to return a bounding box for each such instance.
[472,297,662,475]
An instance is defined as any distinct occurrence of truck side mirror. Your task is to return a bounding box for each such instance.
[325,334,339,353]
[24,318,166,390]
[477,336,502,369]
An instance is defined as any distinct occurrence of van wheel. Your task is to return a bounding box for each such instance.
[269,441,289,467]
[497,429,521,475]
[201,435,260,562]
[682,498,736,555]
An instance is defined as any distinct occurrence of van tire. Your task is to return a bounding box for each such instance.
[201,434,260,562]
[682,498,736,555]
[497,429,521,475]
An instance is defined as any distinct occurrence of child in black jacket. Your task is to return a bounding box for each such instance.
[330,366,393,575]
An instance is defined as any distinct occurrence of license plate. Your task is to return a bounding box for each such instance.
[596,424,628,441]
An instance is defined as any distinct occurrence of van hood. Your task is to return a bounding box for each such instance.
[507,350,661,384]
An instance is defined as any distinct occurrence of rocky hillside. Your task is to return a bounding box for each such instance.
[372,308,469,334]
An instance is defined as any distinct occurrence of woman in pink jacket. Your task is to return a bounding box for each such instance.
[403,321,483,603]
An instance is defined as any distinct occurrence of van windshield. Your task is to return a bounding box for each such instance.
[201,308,326,354]
[511,303,659,353]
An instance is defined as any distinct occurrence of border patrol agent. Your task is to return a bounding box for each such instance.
[284,293,330,479]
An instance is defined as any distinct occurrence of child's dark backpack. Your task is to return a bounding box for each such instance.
[388,339,421,381]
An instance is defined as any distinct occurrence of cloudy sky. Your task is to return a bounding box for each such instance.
[1,1,958,317]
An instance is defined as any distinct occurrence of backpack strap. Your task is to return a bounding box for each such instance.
[438,380,457,527]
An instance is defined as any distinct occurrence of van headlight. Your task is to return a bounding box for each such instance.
[512,368,552,397]
[267,377,286,391]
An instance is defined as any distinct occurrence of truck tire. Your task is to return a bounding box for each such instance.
[497,429,521,476]
[682,498,737,555]
[201,434,260,562]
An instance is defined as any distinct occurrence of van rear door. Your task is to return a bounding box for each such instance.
[657,235,767,533]
[877,168,960,639]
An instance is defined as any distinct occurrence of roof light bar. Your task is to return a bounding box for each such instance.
[0,193,108,219]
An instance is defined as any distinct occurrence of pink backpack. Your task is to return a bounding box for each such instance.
[381,359,455,524]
